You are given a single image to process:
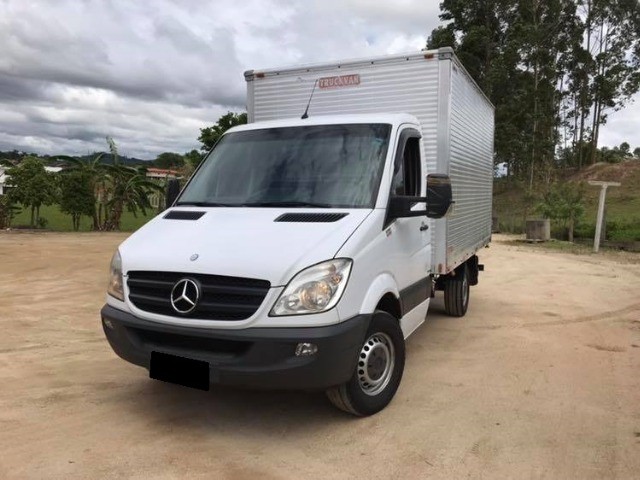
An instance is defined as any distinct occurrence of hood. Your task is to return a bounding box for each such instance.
[119,207,371,286]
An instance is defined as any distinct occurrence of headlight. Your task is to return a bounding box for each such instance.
[270,259,352,316]
[107,250,124,301]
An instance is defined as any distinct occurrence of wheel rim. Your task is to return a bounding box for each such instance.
[357,332,395,396]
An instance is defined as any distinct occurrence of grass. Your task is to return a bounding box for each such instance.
[493,161,640,241]
[10,204,158,232]
[499,235,640,262]
[502,237,594,253]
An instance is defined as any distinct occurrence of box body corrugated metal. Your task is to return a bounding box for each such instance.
[244,48,494,274]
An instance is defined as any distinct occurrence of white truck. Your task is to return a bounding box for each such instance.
[101,47,494,416]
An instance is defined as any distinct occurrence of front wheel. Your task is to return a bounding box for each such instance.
[326,311,405,416]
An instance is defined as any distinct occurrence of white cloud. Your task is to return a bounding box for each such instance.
[599,100,640,149]
[1,0,636,159]
[0,0,441,158]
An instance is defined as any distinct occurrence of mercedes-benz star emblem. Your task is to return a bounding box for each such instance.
[170,278,200,314]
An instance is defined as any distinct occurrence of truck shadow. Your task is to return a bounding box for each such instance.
[112,297,453,435]
[111,365,357,437]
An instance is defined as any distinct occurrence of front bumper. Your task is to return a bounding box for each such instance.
[101,305,370,390]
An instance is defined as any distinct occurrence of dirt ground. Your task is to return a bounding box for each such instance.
[0,232,639,479]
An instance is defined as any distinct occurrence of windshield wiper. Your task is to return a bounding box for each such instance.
[175,201,239,207]
[241,201,336,208]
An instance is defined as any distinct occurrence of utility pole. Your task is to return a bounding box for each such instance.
[588,181,620,253]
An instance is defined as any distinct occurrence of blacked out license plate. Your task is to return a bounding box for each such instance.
[150,351,210,391]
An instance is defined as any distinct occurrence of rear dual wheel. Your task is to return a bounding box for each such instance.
[444,264,469,317]
[326,311,405,416]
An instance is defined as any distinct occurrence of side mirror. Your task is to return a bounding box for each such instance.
[387,195,428,223]
[426,174,452,219]
[165,178,181,209]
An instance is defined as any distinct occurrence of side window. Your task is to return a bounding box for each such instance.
[404,137,421,196]
[391,152,405,195]
[391,134,421,196]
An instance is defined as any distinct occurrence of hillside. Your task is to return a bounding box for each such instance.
[493,160,640,242]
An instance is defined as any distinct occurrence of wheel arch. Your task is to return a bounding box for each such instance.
[359,273,402,319]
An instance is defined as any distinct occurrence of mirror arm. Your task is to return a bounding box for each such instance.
[399,196,428,204]
[401,210,429,218]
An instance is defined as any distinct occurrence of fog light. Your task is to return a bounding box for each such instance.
[103,318,114,330]
[295,342,318,357]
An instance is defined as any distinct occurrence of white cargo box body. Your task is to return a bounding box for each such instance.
[244,47,494,274]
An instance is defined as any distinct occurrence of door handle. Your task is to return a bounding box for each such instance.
[420,223,429,231]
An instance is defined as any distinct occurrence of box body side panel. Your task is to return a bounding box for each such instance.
[444,59,494,272]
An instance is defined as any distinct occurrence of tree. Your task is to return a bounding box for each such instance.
[426,25,456,49]
[58,137,161,231]
[58,170,95,231]
[633,146,640,159]
[6,157,57,227]
[537,182,585,241]
[586,0,640,164]
[101,163,162,230]
[198,112,247,151]
[56,153,104,230]
[180,149,204,178]
[154,152,184,169]
[427,0,640,183]
[0,195,20,229]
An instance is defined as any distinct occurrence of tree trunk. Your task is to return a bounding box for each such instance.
[30,205,35,228]
[110,202,123,231]
[568,218,574,243]
[589,20,609,165]
[92,207,99,231]
[530,61,539,191]
[578,0,593,170]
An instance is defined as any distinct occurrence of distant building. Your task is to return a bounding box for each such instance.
[145,168,181,209]
[0,167,7,196]
[0,165,62,196]
[146,167,180,180]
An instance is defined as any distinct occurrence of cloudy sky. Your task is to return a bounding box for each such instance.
[0,0,638,159]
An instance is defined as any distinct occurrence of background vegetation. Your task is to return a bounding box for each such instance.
[1,1,639,240]
[428,0,640,242]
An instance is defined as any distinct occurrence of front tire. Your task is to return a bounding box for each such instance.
[444,264,469,317]
[326,311,405,416]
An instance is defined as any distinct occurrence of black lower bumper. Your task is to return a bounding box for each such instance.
[101,305,371,391]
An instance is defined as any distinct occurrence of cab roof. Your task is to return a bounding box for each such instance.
[226,113,420,134]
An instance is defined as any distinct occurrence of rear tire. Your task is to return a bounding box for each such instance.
[444,264,469,317]
[326,310,405,416]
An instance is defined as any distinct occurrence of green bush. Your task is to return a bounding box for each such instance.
[574,223,595,239]
[574,220,640,242]
[607,220,640,242]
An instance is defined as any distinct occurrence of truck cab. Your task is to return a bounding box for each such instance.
[102,114,459,415]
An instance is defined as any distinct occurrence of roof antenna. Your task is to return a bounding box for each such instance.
[301,78,319,119]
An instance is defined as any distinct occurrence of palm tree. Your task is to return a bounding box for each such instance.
[102,164,161,230]
[58,137,161,231]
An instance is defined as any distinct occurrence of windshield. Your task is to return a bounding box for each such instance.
[177,123,391,208]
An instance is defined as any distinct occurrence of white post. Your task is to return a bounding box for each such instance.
[588,181,620,253]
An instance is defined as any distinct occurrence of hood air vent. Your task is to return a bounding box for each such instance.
[164,210,206,220]
[275,212,348,223]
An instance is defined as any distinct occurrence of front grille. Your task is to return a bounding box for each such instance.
[127,271,270,320]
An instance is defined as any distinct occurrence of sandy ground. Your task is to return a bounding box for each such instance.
[0,232,639,480]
